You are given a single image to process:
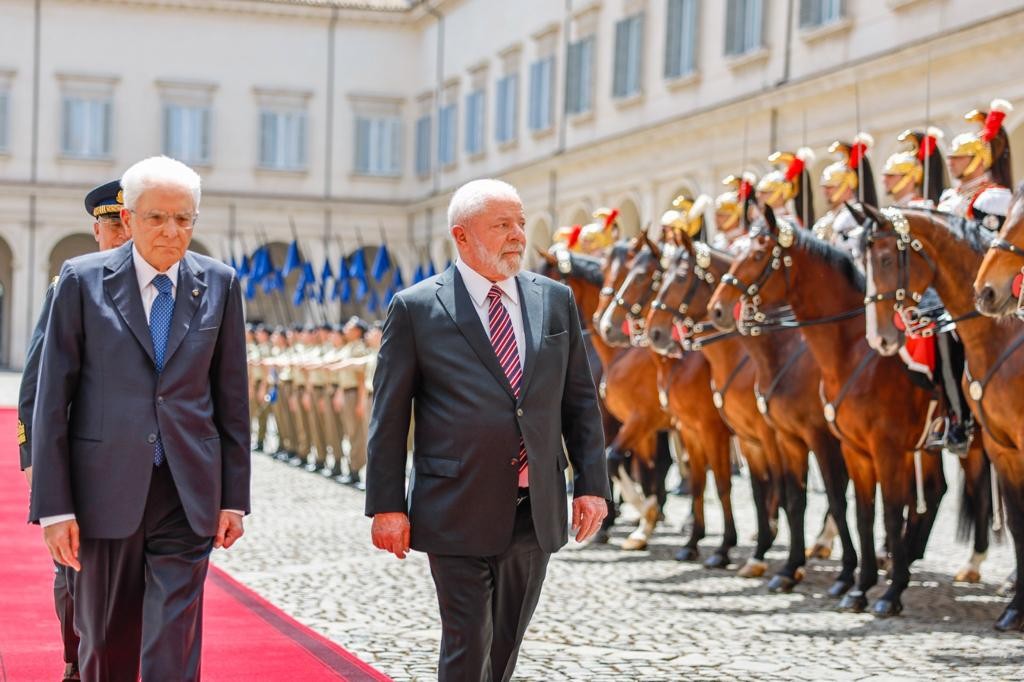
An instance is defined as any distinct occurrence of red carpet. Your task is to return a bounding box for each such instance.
[0,409,389,681]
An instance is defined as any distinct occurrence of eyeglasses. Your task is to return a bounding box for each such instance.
[130,210,197,230]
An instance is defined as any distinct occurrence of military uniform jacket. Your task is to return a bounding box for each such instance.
[17,279,57,470]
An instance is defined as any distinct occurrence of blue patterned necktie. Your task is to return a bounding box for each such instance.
[150,273,174,466]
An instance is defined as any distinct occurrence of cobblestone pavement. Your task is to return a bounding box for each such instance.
[214,452,1024,681]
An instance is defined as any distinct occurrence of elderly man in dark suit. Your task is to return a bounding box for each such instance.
[366,178,610,681]
[29,155,251,682]
[18,180,129,682]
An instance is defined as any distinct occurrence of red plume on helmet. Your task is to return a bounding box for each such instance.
[784,147,815,183]
[982,99,1013,143]
[849,132,874,170]
[601,209,619,231]
[917,127,943,161]
[567,224,582,249]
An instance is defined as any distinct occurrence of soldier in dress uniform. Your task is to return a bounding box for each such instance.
[265,326,297,460]
[335,316,370,488]
[251,324,272,451]
[813,132,878,257]
[286,324,313,466]
[883,128,947,207]
[321,324,349,480]
[938,98,1014,230]
[660,193,711,250]
[757,148,816,228]
[17,179,128,682]
[711,173,757,254]
[302,325,334,473]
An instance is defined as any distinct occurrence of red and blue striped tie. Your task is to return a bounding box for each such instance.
[487,285,528,486]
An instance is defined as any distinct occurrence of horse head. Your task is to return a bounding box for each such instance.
[599,237,664,348]
[974,183,1024,317]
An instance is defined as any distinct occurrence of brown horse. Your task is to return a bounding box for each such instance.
[974,184,1024,318]
[599,239,739,567]
[708,209,946,617]
[864,205,1021,630]
[648,237,859,596]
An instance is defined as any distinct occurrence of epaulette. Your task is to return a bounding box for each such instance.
[17,419,26,445]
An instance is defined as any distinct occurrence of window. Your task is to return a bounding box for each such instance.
[0,91,8,153]
[438,102,457,166]
[800,0,843,28]
[61,96,111,159]
[725,0,764,56]
[613,13,644,99]
[163,104,211,165]
[528,57,554,132]
[355,116,401,176]
[565,36,594,115]
[665,0,699,79]
[258,110,307,171]
[495,73,518,144]
[415,114,431,176]
[465,89,485,155]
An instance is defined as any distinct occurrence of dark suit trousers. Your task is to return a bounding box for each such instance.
[74,464,213,682]
[427,499,550,682]
[54,561,79,664]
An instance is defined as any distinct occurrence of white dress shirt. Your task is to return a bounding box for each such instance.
[455,259,525,367]
[41,246,242,527]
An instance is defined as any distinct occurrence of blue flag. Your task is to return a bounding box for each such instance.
[367,289,380,313]
[282,240,301,277]
[320,257,334,283]
[338,254,351,281]
[239,254,251,279]
[292,262,313,307]
[250,247,268,283]
[340,277,352,303]
[412,264,425,284]
[384,284,396,306]
[245,276,257,301]
[427,260,437,278]
[351,248,369,301]
[372,244,391,281]
[393,267,404,291]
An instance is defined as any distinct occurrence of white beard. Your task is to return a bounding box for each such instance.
[470,237,522,279]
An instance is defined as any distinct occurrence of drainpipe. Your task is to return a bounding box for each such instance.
[779,0,795,87]
[425,3,444,197]
[324,6,338,199]
[24,0,43,367]
[557,0,571,154]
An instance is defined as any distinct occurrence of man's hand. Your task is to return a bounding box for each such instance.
[571,495,608,543]
[43,519,81,572]
[214,511,245,549]
[23,465,32,488]
[371,512,411,559]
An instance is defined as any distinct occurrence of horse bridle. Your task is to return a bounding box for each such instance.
[987,233,1024,318]
[612,251,664,345]
[862,207,939,337]
[719,223,795,336]
[650,244,719,349]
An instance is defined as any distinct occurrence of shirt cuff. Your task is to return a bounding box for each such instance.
[222,509,245,516]
[40,514,76,527]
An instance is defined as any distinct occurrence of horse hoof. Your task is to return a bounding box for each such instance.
[827,580,854,598]
[838,591,868,613]
[994,607,1023,632]
[767,574,798,594]
[806,544,832,560]
[675,547,699,562]
[703,553,729,570]
[621,537,648,551]
[737,560,768,578]
[954,567,982,583]
[872,598,903,618]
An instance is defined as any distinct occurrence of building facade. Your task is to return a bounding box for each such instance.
[1,0,1022,367]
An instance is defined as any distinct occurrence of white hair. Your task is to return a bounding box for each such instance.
[447,178,522,228]
[121,155,202,211]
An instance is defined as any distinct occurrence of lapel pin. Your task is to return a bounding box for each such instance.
[192,288,200,297]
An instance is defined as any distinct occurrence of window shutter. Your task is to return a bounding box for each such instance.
[580,38,593,111]
[682,0,697,74]
[495,78,507,141]
[356,116,370,173]
[747,0,763,51]
[613,19,629,98]
[0,93,7,151]
[100,100,112,156]
[295,113,307,169]
[629,15,643,95]
[665,0,683,78]
[389,117,401,174]
[200,107,211,164]
[163,105,174,157]
[565,43,580,114]
[508,74,518,140]
[259,111,272,166]
[541,57,552,128]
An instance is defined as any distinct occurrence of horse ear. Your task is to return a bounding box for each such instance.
[845,202,867,225]
[536,246,557,266]
[645,231,663,261]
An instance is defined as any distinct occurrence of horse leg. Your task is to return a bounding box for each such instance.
[622,445,666,551]
[676,434,707,562]
[953,443,992,583]
[838,447,878,614]
[994,473,1024,631]
[811,433,858,597]
[737,440,775,579]
[767,434,808,593]
[703,426,737,569]
[872,455,915,618]
[904,452,948,564]
[808,512,838,560]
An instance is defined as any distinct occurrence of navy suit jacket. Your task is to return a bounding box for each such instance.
[365,267,609,556]
[29,242,251,539]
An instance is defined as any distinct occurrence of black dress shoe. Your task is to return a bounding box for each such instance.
[63,662,81,681]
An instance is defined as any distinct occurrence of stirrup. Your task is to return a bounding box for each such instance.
[923,416,949,453]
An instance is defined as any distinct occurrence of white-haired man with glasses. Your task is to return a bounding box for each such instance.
[30,155,251,681]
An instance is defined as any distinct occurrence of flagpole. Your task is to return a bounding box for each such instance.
[923,49,933,204]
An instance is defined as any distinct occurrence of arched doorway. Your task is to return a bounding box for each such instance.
[615,197,642,238]
[0,236,12,367]
[48,234,97,278]
[561,204,591,229]
[1009,121,1023,189]
[525,216,552,270]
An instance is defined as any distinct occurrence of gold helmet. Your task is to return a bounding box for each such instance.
[822,132,874,204]
[948,98,1013,179]
[757,148,815,206]
[883,127,943,197]
[662,194,711,238]
[575,207,618,254]
[715,173,756,232]
[552,224,584,251]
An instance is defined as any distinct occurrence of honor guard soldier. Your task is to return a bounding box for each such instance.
[660,193,711,251]
[265,327,298,460]
[814,132,879,257]
[938,98,1014,230]
[18,179,128,682]
[711,173,757,253]
[302,325,333,474]
[883,128,947,208]
[756,147,816,228]
[335,317,370,488]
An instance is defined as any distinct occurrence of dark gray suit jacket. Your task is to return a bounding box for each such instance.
[29,242,251,539]
[18,280,56,470]
[365,266,609,556]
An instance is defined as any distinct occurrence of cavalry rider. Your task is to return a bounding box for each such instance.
[938,98,1014,230]
[756,147,816,228]
[883,128,947,208]
[813,133,878,257]
[882,129,972,455]
[660,192,711,250]
[711,172,757,254]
